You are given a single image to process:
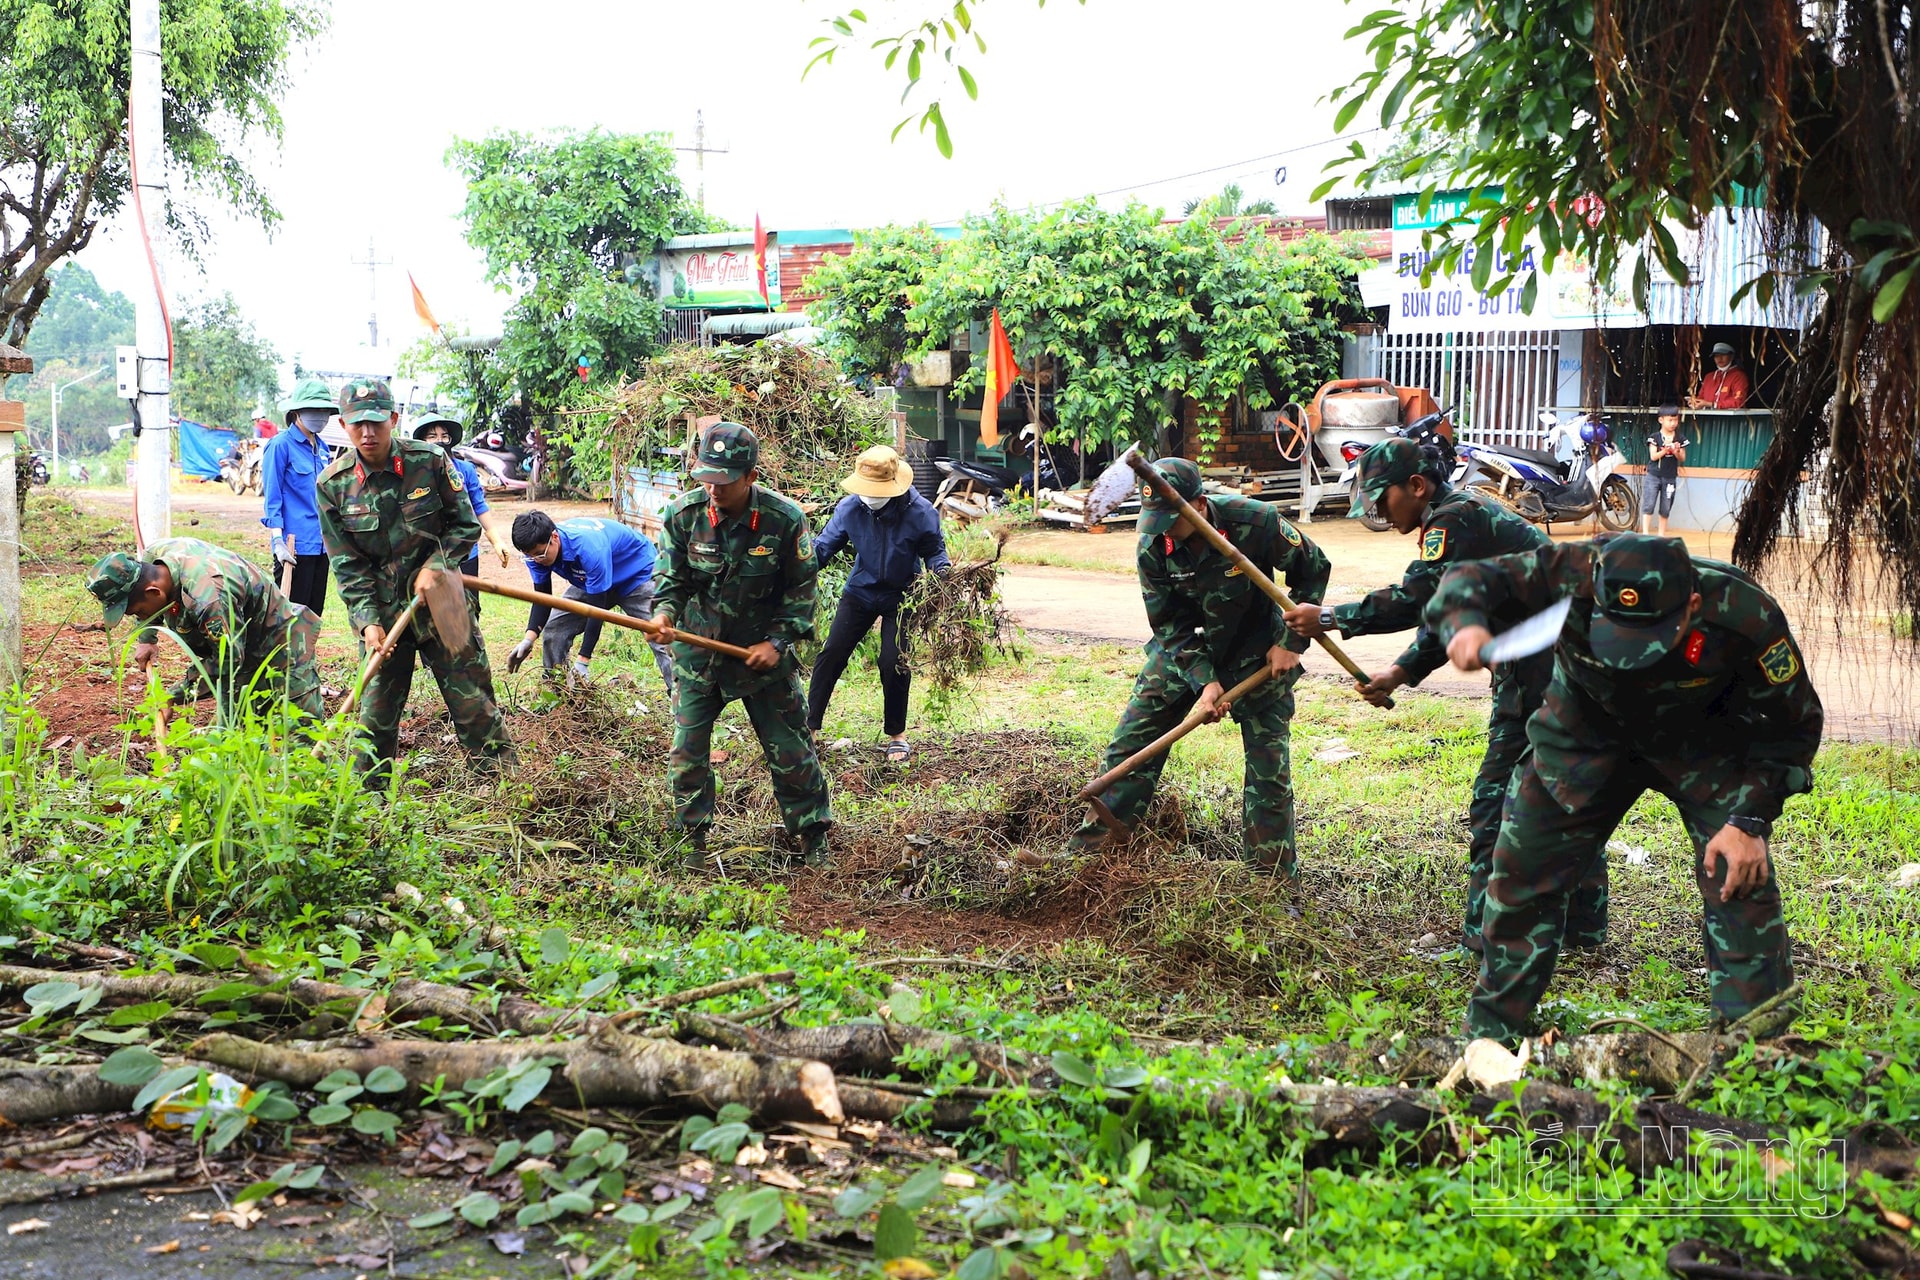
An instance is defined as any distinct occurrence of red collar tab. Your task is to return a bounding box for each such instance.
[1162,534,1174,557]
[707,502,719,529]
[750,508,761,533]
[1684,630,1705,665]
[351,453,404,485]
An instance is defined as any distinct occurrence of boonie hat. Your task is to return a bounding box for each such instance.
[1138,458,1205,537]
[339,379,396,425]
[841,445,913,499]
[689,421,759,484]
[1588,534,1698,669]
[410,410,464,447]
[280,377,336,425]
[86,550,145,627]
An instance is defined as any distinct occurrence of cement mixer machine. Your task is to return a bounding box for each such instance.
[1272,378,1442,520]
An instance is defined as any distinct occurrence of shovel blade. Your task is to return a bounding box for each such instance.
[419,565,473,655]
[1083,443,1142,526]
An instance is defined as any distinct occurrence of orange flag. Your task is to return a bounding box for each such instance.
[979,308,1019,449]
[409,273,440,334]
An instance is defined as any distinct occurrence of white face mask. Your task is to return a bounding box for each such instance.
[859,494,891,511]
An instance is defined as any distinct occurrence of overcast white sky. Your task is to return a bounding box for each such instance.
[82,0,1373,377]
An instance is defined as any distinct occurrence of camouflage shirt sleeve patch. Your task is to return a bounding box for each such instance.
[1278,519,1302,547]
[1758,637,1801,685]
[1421,527,1448,561]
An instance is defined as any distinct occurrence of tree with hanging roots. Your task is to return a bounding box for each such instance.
[1316,0,1918,635]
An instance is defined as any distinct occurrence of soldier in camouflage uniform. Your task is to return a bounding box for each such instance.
[1067,458,1330,875]
[1428,534,1823,1042]
[85,538,322,718]
[317,379,514,782]
[1280,439,1607,950]
[650,422,832,871]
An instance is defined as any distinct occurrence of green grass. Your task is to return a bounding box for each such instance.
[6,489,1920,1277]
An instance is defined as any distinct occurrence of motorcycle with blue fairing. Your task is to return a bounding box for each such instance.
[1453,411,1637,532]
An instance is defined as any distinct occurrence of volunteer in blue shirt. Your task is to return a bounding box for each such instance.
[411,412,513,590]
[260,378,337,614]
[507,511,674,692]
[807,445,950,763]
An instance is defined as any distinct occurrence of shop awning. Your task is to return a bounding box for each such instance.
[700,312,814,337]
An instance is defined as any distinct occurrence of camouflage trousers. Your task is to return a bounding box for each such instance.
[182,610,325,722]
[1070,652,1300,875]
[1465,663,1607,949]
[670,668,831,837]
[355,610,514,783]
[1468,752,1793,1042]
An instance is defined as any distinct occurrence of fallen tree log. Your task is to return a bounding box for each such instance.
[1294,1030,1732,1096]
[0,1064,140,1127]
[674,1011,1031,1083]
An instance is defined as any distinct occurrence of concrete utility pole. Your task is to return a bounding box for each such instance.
[350,237,392,348]
[130,0,171,547]
[52,367,104,483]
[673,110,730,209]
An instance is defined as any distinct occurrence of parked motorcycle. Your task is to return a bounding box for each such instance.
[934,427,1064,512]
[457,433,531,495]
[1337,404,1458,532]
[26,451,50,486]
[221,437,264,496]
[1454,411,1636,531]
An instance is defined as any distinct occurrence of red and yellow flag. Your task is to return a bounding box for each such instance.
[409,273,440,334]
[979,308,1019,449]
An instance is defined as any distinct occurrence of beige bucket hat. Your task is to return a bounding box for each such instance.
[841,445,914,498]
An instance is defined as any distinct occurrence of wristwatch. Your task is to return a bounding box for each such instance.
[1319,607,1337,635]
[1725,814,1772,839]
[768,637,790,657]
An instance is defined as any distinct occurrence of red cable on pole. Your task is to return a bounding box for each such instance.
[124,110,173,370]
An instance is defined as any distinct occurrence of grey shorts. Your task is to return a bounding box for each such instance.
[1640,476,1677,517]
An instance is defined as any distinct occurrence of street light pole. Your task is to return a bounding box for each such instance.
[130,0,171,545]
[51,367,104,483]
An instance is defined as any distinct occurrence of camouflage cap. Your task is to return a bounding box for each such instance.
[1138,457,1205,536]
[338,378,397,426]
[689,421,759,483]
[1346,438,1438,518]
[1589,534,1698,669]
[86,550,145,627]
[279,377,336,424]
[410,410,463,446]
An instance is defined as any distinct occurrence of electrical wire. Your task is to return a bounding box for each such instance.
[1038,127,1388,209]
[124,108,173,371]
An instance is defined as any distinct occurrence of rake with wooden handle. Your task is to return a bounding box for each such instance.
[1077,664,1272,838]
[461,575,756,662]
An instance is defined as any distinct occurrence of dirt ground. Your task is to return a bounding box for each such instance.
[54,483,1920,743]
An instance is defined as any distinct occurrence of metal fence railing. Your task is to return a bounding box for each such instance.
[1366,329,1561,450]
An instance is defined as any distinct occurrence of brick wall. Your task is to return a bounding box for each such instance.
[1179,400,1286,471]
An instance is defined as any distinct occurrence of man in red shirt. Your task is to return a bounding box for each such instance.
[1689,342,1750,409]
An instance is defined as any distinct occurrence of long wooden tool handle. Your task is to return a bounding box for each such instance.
[461,575,756,662]
[338,595,423,720]
[1126,454,1389,706]
[1078,665,1272,801]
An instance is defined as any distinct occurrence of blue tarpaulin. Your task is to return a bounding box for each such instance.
[176,418,237,480]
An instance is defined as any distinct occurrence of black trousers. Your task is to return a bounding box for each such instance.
[284,553,330,616]
[807,594,909,737]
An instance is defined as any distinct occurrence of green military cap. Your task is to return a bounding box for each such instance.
[1589,534,1698,669]
[1346,438,1438,518]
[86,550,145,627]
[339,378,397,425]
[410,410,463,446]
[279,377,336,425]
[1137,457,1205,537]
[689,421,759,483]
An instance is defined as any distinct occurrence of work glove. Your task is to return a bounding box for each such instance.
[507,633,537,674]
[569,657,591,683]
[270,533,295,567]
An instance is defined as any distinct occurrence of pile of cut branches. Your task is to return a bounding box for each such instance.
[897,529,1018,695]
[601,342,894,502]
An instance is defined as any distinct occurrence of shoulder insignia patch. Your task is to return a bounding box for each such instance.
[1279,520,1302,547]
[406,486,430,500]
[1758,637,1800,685]
[748,545,775,556]
[1421,527,1448,561]
[797,538,814,559]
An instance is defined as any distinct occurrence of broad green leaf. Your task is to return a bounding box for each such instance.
[743,1187,785,1239]
[526,1129,557,1156]
[363,1066,407,1095]
[315,1069,362,1093]
[549,1191,595,1217]
[24,981,81,1015]
[1127,1138,1153,1181]
[537,927,570,966]
[307,1103,353,1126]
[894,1163,946,1210]
[488,1138,524,1175]
[1332,94,1365,134]
[325,1085,365,1106]
[235,1180,284,1206]
[1104,1064,1149,1090]
[568,1126,610,1156]
[1873,263,1916,323]
[928,103,952,160]
[612,1204,650,1225]
[352,1108,400,1138]
[1049,1051,1095,1087]
[578,971,618,1001]
[873,1203,917,1260]
[955,1246,1003,1280]
[690,1121,752,1162]
[186,942,242,970]
[77,1027,149,1045]
[834,1184,883,1219]
[133,1065,202,1112]
[502,1064,552,1112]
[594,1141,629,1169]
[886,986,922,1025]
[208,1111,250,1154]
[196,981,270,1005]
[287,1165,324,1190]
[98,1045,166,1086]
[651,1194,692,1222]
[104,1001,173,1027]
[958,65,977,100]
[457,1193,503,1226]
[407,1208,454,1228]
[249,1091,301,1122]
[516,1199,559,1227]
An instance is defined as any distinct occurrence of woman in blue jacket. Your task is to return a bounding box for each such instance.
[808,445,950,762]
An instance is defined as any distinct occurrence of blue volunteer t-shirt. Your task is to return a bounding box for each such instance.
[452,455,491,517]
[526,517,657,600]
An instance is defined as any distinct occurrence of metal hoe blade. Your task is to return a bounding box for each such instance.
[1083,443,1142,525]
[1478,596,1572,666]
[419,565,473,656]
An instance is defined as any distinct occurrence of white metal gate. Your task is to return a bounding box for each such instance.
[1366,330,1560,450]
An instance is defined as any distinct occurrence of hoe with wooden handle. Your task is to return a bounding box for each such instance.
[462,576,756,662]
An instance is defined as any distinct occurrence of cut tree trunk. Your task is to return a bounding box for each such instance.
[673,1011,1030,1083]
[0,1063,140,1127]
